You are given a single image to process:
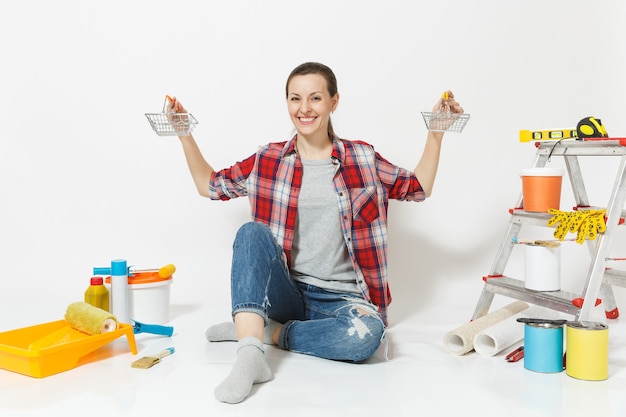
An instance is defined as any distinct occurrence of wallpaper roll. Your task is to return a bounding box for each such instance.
[473,305,559,356]
[444,301,529,355]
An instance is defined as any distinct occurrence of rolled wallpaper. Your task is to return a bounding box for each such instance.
[444,301,529,355]
[473,305,559,356]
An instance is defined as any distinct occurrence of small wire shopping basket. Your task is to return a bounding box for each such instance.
[421,92,470,133]
[145,96,198,136]
[421,111,470,133]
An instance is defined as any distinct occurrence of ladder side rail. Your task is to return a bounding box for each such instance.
[563,155,590,208]
[577,154,626,321]
[487,222,522,275]
[471,288,496,321]
[565,153,621,317]
[561,154,622,315]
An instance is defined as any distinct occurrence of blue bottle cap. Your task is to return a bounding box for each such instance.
[111,259,128,276]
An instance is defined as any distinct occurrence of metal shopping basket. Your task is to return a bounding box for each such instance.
[145,96,198,136]
[421,92,470,133]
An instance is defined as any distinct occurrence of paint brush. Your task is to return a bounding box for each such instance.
[511,237,562,247]
[131,347,175,369]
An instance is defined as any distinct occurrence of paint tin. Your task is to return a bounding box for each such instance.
[565,321,609,381]
[524,244,561,291]
[520,167,563,212]
[524,322,564,373]
[105,272,173,324]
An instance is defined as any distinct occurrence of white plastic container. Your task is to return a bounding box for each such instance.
[106,271,173,324]
[524,244,561,291]
[110,259,129,323]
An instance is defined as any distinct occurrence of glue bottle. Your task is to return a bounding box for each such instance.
[84,276,110,311]
[110,259,130,323]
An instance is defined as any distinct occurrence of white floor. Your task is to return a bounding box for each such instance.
[2,288,626,417]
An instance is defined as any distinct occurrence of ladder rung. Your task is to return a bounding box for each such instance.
[508,210,551,226]
[483,276,581,316]
[508,208,626,226]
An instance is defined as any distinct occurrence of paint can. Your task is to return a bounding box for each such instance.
[524,244,561,291]
[520,167,563,212]
[565,321,609,381]
[523,322,564,373]
[106,271,173,324]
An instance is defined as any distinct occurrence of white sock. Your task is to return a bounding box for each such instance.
[214,337,272,404]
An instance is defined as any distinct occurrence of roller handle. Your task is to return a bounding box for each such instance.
[132,320,174,336]
[94,264,176,278]
[93,267,113,275]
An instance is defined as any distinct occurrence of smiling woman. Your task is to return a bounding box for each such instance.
[286,62,340,160]
[166,61,464,403]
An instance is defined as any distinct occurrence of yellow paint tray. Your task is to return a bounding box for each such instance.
[0,320,137,378]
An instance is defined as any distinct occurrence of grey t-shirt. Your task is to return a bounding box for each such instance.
[290,157,359,294]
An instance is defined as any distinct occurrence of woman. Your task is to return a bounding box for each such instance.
[170,62,464,403]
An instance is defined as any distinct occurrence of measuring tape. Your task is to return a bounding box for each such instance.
[577,116,608,139]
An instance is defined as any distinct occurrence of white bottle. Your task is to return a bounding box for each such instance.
[110,259,129,323]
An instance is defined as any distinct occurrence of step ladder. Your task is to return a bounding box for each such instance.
[472,138,626,322]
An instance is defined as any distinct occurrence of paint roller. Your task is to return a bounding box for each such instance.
[65,302,173,337]
[65,302,118,335]
[92,263,176,278]
[28,302,119,351]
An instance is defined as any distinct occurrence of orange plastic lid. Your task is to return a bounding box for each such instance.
[105,271,173,285]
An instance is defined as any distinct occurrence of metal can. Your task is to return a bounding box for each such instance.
[524,322,564,373]
[565,321,609,381]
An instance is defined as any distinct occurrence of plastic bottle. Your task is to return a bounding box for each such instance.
[110,259,129,323]
[84,276,110,311]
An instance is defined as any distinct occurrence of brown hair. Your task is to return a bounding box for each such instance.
[285,62,338,138]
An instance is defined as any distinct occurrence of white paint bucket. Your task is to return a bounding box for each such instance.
[106,271,173,324]
[525,244,561,291]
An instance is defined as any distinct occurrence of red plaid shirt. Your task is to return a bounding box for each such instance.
[208,136,425,325]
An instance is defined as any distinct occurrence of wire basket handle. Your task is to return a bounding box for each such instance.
[162,95,174,114]
[439,91,451,113]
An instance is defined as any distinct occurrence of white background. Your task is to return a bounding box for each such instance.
[2,0,625,326]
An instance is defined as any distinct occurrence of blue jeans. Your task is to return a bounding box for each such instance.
[230,221,385,362]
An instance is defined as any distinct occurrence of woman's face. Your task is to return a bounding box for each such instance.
[287,73,338,141]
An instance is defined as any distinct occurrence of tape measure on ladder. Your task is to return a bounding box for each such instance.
[577,116,608,139]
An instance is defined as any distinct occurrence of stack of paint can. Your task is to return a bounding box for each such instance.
[517,318,609,381]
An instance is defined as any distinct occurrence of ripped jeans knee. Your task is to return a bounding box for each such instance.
[278,288,385,362]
